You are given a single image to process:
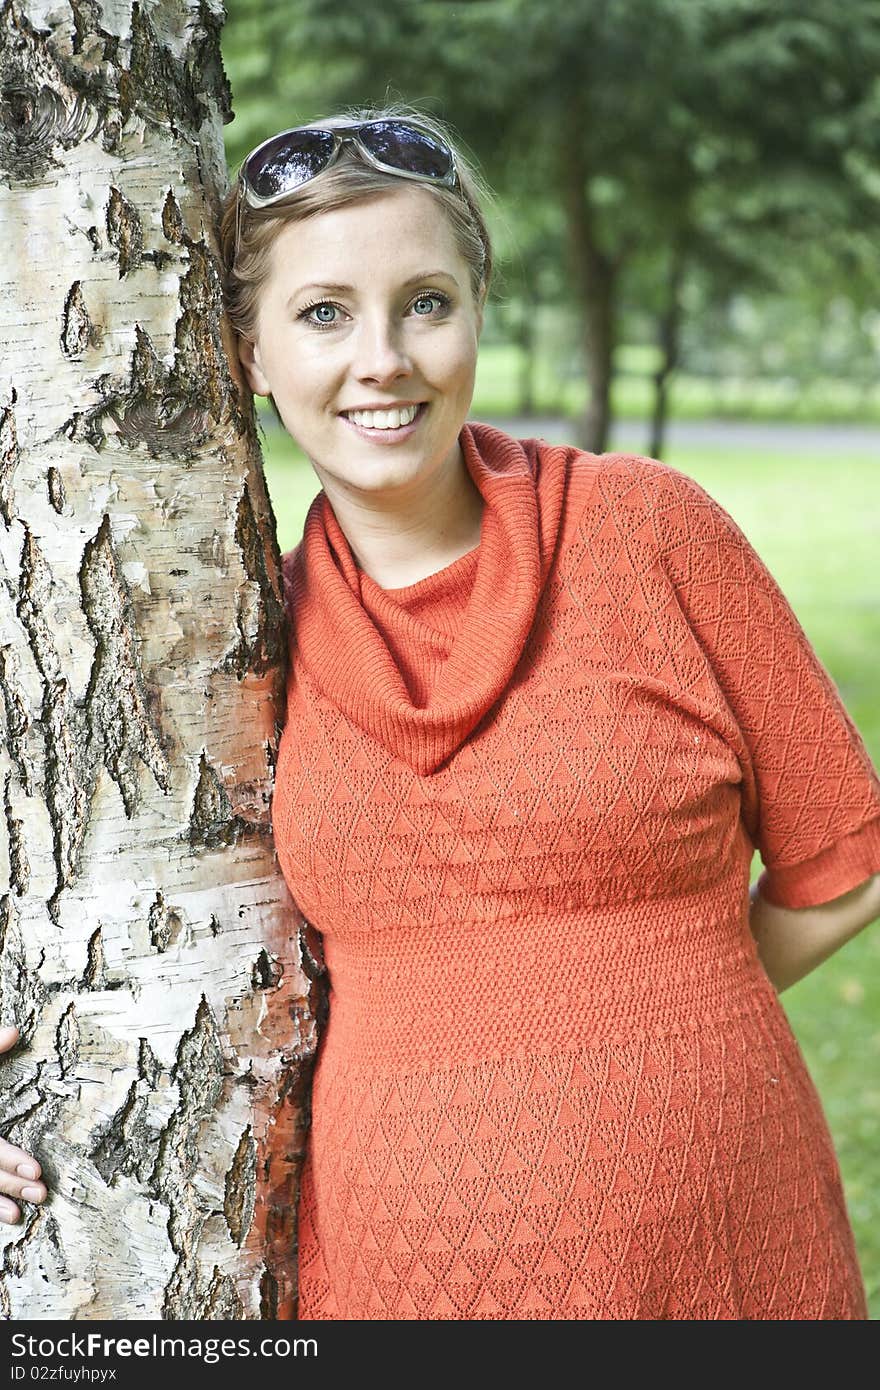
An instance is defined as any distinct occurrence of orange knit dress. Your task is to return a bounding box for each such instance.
[272,420,880,1319]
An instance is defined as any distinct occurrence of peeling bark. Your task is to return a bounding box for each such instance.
[106,185,143,278]
[0,390,18,526]
[0,645,33,793]
[0,0,317,1320]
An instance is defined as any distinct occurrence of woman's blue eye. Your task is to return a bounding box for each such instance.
[297,300,341,328]
[413,295,442,315]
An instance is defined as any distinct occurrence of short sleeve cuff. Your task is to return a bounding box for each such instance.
[757,813,880,909]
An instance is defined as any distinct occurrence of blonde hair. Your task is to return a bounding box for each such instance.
[218,101,496,419]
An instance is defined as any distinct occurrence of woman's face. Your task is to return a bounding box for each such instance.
[237,184,485,505]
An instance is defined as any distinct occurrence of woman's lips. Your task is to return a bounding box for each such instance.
[339,402,428,443]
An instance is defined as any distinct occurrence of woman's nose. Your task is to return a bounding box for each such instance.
[352,314,413,382]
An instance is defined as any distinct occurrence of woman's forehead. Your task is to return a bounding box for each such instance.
[267,189,464,278]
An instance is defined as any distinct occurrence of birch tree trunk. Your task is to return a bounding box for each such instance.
[0,0,320,1319]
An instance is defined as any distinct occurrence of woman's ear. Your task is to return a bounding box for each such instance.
[237,335,272,397]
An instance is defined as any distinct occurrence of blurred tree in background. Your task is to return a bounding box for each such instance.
[221,0,880,454]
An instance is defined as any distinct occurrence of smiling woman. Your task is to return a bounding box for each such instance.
[233,192,485,588]
[205,101,880,1321]
[220,108,492,589]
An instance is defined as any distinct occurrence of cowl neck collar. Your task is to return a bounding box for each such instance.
[285,420,567,775]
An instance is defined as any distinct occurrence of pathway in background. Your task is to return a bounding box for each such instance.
[477,416,880,455]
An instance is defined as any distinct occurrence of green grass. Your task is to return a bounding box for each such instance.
[259,411,880,1318]
[470,341,880,423]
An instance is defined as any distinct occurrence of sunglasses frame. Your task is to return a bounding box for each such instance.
[233,120,459,262]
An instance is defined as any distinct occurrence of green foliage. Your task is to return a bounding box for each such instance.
[221,0,880,443]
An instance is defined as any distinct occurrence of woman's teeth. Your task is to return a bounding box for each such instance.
[345,404,420,430]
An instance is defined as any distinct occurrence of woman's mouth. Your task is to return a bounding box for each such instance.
[339,401,428,443]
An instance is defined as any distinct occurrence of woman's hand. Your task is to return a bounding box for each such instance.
[0,1024,48,1223]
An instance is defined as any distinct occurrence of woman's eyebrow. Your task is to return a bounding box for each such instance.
[288,269,459,301]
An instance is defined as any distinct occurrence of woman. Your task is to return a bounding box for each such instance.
[3,101,880,1320]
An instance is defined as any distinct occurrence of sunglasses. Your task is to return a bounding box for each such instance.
[233,119,459,261]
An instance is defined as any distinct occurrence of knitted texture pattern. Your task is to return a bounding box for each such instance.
[272,421,880,1319]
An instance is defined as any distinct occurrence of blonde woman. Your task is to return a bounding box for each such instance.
[4,102,879,1321]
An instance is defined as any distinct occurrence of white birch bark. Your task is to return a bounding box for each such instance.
[0,0,321,1319]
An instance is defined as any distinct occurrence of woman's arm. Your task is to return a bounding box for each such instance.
[749,872,880,993]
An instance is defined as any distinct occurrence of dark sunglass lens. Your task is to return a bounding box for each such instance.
[358,121,453,179]
[245,129,334,199]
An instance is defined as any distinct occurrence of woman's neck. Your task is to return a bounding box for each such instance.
[316,442,485,590]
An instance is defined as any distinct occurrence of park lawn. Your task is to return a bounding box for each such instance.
[260,413,880,1318]
[472,340,880,424]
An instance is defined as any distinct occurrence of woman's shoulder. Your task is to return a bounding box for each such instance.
[527,436,719,539]
[576,445,709,505]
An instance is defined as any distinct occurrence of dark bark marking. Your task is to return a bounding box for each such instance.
[0,894,49,1047]
[17,528,61,682]
[0,644,33,794]
[80,513,170,817]
[161,187,185,244]
[188,749,240,850]
[0,0,231,179]
[198,530,227,573]
[153,996,226,1319]
[130,321,163,394]
[89,1079,155,1187]
[187,1,233,128]
[168,243,234,423]
[0,1197,64,1299]
[251,948,282,991]
[298,920,326,984]
[0,0,114,179]
[200,1267,244,1320]
[261,1039,321,1319]
[222,483,287,679]
[0,77,89,183]
[58,402,110,452]
[223,1125,256,1247]
[17,530,91,904]
[106,185,143,278]
[89,1039,164,1189]
[47,466,67,515]
[121,3,207,133]
[3,770,29,896]
[108,325,212,458]
[138,1036,161,1089]
[43,676,90,905]
[1,391,19,526]
[60,281,96,358]
[148,890,183,953]
[259,1267,278,1320]
[55,999,79,1077]
[81,926,105,990]
[19,519,168,903]
[88,1037,164,1188]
